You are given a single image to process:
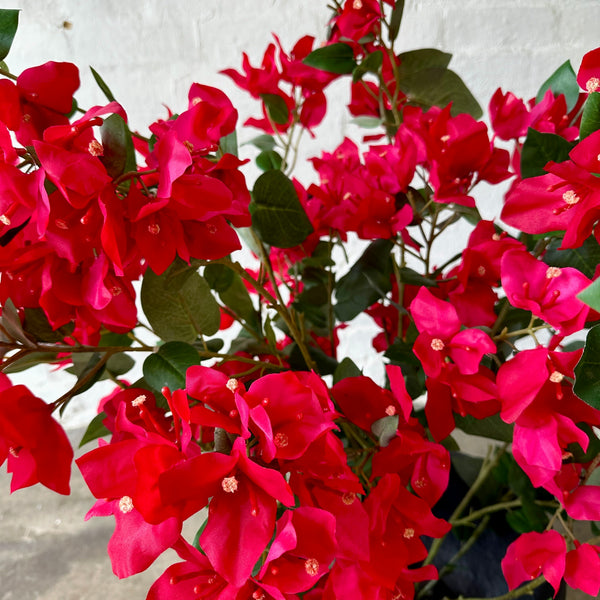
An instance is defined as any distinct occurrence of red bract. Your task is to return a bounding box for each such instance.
[259,507,336,593]
[502,530,566,595]
[399,105,511,206]
[500,249,590,335]
[159,437,294,587]
[410,286,495,377]
[502,129,600,248]
[245,370,336,462]
[0,376,72,494]
[0,61,80,145]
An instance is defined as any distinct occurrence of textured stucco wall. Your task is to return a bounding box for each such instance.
[5,0,600,427]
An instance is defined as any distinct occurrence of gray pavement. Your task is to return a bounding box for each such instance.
[0,428,174,600]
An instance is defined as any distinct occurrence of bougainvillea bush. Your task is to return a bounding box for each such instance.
[4,2,600,598]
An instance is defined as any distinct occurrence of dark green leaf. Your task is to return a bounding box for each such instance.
[2,351,60,373]
[398,267,437,288]
[218,273,257,326]
[580,92,600,140]
[334,239,394,322]
[544,235,600,278]
[453,413,514,443]
[99,331,133,348]
[388,0,405,43]
[303,42,356,75]
[256,149,283,171]
[398,67,482,119]
[204,263,234,293]
[506,509,534,534]
[260,93,289,125]
[372,415,398,447]
[566,423,600,463]
[70,352,105,397]
[574,325,600,409]
[397,48,452,77]
[218,129,238,157]
[288,343,338,375]
[384,333,425,399]
[243,134,276,151]
[106,353,135,376]
[578,277,600,312]
[520,127,575,179]
[536,60,579,112]
[143,341,200,393]
[90,66,116,103]
[352,50,383,83]
[141,261,221,343]
[79,412,111,447]
[250,170,313,248]
[23,308,73,343]
[1,298,35,347]
[333,357,362,384]
[100,113,137,179]
[0,10,19,61]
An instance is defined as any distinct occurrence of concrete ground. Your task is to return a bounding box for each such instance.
[0,428,174,600]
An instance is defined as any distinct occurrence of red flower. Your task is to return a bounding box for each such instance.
[0,376,73,494]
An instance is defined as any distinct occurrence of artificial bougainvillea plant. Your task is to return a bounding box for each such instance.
[3,2,600,598]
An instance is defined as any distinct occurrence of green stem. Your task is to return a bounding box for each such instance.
[450,499,522,527]
[456,576,545,600]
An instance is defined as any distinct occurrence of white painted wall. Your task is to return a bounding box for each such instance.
[5,0,600,428]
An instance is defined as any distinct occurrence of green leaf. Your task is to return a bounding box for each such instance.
[578,277,600,312]
[520,128,575,179]
[23,308,73,343]
[106,353,135,377]
[388,0,405,43]
[352,50,383,83]
[303,42,356,75]
[2,351,60,374]
[100,113,136,180]
[544,235,600,278]
[536,60,579,112]
[143,341,200,393]
[397,48,452,77]
[580,92,600,139]
[218,129,238,157]
[574,325,600,409]
[453,413,514,443]
[204,263,234,293]
[288,343,338,375]
[398,267,437,288]
[384,333,425,399]
[70,352,105,397]
[398,67,482,119]
[350,116,382,129]
[506,509,534,534]
[243,134,276,151]
[99,331,133,348]
[1,298,35,347]
[79,412,110,447]
[372,415,398,447]
[141,261,221,343]
[334,239,394,322]
[218,273,257,325]
[260,93,289,125]
[0,10,19,61]
[250,169,314,248]
[90,66,116,103]
[333,357,362,384]
[256,149,283,171]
